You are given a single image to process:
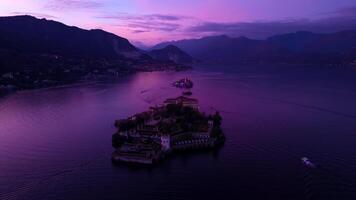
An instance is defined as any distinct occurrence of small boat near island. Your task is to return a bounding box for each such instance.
[173,78,193,89]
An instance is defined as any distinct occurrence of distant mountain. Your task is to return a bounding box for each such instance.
[152,31,356,64]
[0,15,142,60]
[267,30,356,54]
[152,35,289,64]
[148,45,194,64]
[0,16,190,92]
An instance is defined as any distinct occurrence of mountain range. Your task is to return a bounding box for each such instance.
[0,15,190,75]
[153,31,356,65]
[1,15,356,75]
[0,15,191,94]
[0,15,143,60]
[148,45,194,64]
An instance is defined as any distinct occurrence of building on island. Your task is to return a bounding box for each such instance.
[160,135,171,151]
[112,141,162,164]
[164,96,199,110]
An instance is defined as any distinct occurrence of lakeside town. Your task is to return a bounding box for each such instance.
[0,56,190,97]
[112,94,225,165]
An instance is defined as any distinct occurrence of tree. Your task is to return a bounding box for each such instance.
[211,126,223,138]
[212,111,222,127]
[112,134,127,148]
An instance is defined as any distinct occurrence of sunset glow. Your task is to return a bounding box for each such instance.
[0,0,356,45]
[2,1,356,199]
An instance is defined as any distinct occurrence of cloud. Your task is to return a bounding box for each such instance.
[101,6,356,45]
[149,14,182,21]
[328,6,356,18]
[132,30,149,34]
[97,13,189,33]
[98,13,187,21]
[185,8,356,39]
[126,21,180,32]
[45,0,103,10]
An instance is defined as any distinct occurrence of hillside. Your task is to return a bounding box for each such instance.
[0,15,189,94]
[148,45,194,64]
[153,31,356,64]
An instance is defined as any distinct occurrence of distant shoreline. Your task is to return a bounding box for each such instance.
[0,67,192,99]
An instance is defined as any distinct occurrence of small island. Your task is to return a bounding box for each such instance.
[172,78,194,89]
[112,96,225,165]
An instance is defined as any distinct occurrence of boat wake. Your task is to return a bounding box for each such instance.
[301,158,356,200]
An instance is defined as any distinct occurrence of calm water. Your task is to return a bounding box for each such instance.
[1,65,356,200]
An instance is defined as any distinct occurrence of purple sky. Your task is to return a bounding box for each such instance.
[1,0,356,46]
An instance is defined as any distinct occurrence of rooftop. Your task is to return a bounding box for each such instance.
[164,96,198,104]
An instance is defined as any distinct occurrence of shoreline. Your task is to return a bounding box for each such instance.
[111,141,225,166]
[0,68,193,99]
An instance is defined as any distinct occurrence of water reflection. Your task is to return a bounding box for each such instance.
[1,66,356,200]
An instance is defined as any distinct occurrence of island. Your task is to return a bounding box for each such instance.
[112,96,225,165]
[173,78,194,89]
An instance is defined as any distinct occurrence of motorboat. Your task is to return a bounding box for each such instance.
[301,157,316,168]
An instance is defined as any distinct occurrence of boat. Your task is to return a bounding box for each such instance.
[301,157,316,168]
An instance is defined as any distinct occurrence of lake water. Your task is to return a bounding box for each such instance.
[1,65,356,200]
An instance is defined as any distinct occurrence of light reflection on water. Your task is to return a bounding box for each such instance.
[1,65,356,200]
